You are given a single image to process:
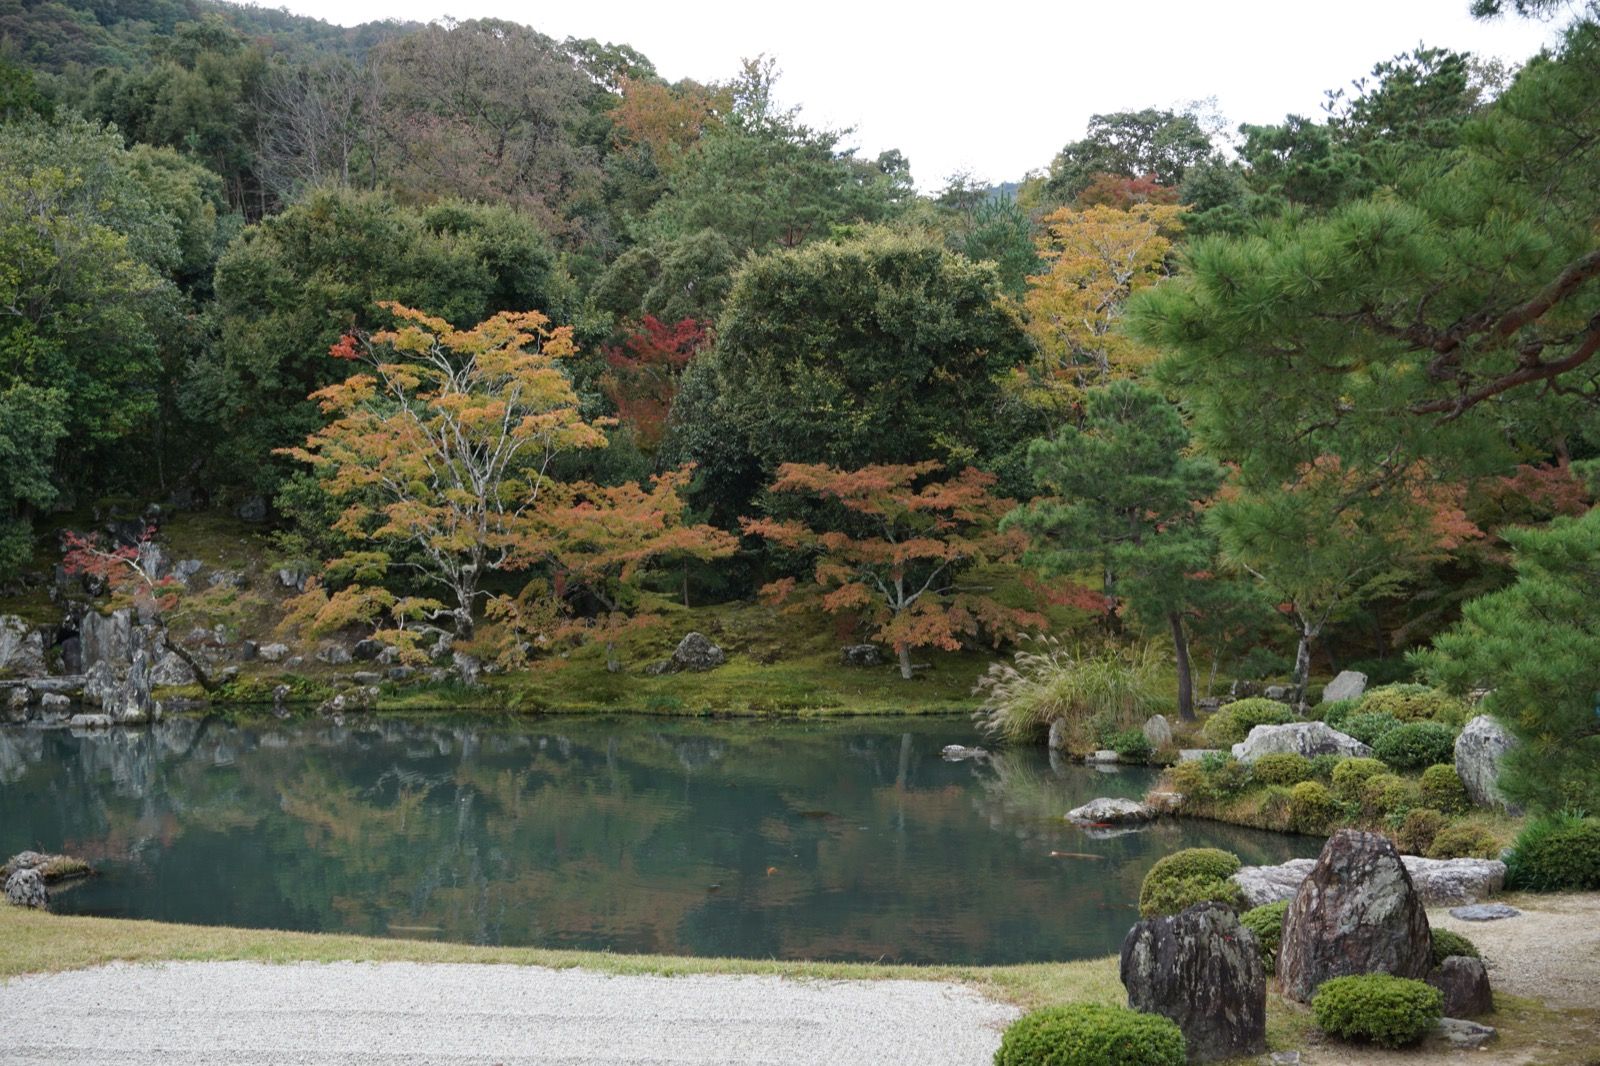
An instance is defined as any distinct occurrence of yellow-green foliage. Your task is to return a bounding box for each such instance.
[1427,823,1502,860]
[1394,807,1446,855]
[1312,974,1442,1048]
[1239,901,1288,975]
[1360,773,1416,819]
[1251,752,1313,786]
[1419,764,1470,814]
[975,639,1165,747]
[1358,684,1467,725]
[1137,848,1242,917]
[995,1004,1186,1066]
[1430,929,1480,966]
[1201,698,1294,745]
[1288,780,1337,834]
[1331,757,1388,801]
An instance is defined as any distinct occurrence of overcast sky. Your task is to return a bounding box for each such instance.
[269,0,1566,190]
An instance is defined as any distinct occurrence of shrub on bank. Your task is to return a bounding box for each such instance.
[1290,780,1337,833]
[1339,711,1403,746]
[1373,721,1458,771]
[1394,807,1447,855]
[1239,900,1288,974]
[1331,757,1388,801]
[1252,752,1313,786]
[1107,728,1153,763]
[1419,764,1470,813]
[1358,684,1466,725]
[1312,974,1442,1048]
[1138,847,1243,917]
[1505,814,1600,891]
[1318,697,1362,730]
[1430,929,1480,966]
[1360,773,1416,820]
[1202,698,1295,746]
[994,1004,1186,1066]
[1426,823,1502,860]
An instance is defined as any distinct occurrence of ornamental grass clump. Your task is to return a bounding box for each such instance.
[1312,974,1442,1048]
[974,638,1164,748]
[1505,813,1600,890]
[1137,847,1243,917]
[994,1004,1186,1066]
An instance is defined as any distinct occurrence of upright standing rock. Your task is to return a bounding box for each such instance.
[1321,670,1368,704]
[1120,901,1267,1062]
[1278,830,1432,1002]
[1143,714,1174,749]
[4,868,47,909]
[1454,715,1519,813]
[1429,956,1493,1018]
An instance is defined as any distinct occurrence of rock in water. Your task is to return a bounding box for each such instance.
[1429,956,1493,1018]
[3,868,47,909]
[671,632,725,671]
[1142,714,1174,749]
[1321,670,1368,704]
[1065,797,1153,824]
[1454,715,1519,813]
[1278,830,1432,1003]
[1120,901,1267,1062]
[1047,718,1068,751]
[1232,722,1373,762]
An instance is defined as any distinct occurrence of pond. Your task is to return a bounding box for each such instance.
[0,715,1320,965]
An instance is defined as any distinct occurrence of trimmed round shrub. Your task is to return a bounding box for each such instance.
[1318,697,1361,730]
[1359,683,1467,724]
[1239,900,1288,975]
[1426,823,1502,860]
[1430,929,1480,967]
[1108,729,1153,764]
[1311,974,1443,1048]
[1331,757,1388,800]
[1289,780,1337,834]
[1252,752,1313,786]
[1419,764,1470,814]
[994,1003,1186,1066]
[1138,847,1242,917]
[1308,753,1342,781]
[1394,807,1446,855]
[1373,722,1458,771]
[1202,698,1295,745]
[1361,773,1417,819]
[1505,814,1600,891]
[1339,711,1403,746]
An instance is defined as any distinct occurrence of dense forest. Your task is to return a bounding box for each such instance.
[2,0,1597,804]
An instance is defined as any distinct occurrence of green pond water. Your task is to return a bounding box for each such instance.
[0,715,1320,964]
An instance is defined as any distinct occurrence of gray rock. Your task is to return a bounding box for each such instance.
[239,641,258,662]
[1263,685,1292,701]
[257,643,290,663]
[1278,830,1433,1003]
[38,693,70,711]
[1231,722,1372,763]
[276,567,308,591]
[0,616,46,676]
[236,495,268,523]
[148,651,196,687]
[1234,856,1505,908]
[4,868,47,909]
[1065,797,1153,824]
[1435,1018,1496,1050]
[352,671,382,686]
[452,652,481,686]
[1269,1054,1301,1066]
[316,643,353,666]
[173,559,203,585]
[1321,670,1368,704]
[385,666,415,683]
[78,609,133,674]
[1142,714,1174,749]
[1178,748,1221,762]
[352,639,384,661]
[135,540,166,581]
[6,686,32,712]
[207,569,245,589]
[1455,715,1519,813]
[1429,956,1493,1018]
[643,660,674,676]
[839,644,883,667]
[1087,749,1119,764]
[1120,902,1267,1062]
[671,632,725,671]
[1449,903,1521,922]
[1047,718,1068,751]
[68,713,114,729]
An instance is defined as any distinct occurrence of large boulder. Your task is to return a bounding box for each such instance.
[1233,856,1505,908]
[1429,956,1493,1018]
[0,616,46,676]
[671,632,725,672]
[3,867,47,909]
[1454,715,1519,813]
[1278,830,1433,1002]
[1065,797,1153,824]
[1142,714,1174,749]
[1120,901,1267,1062]
[1231,722,1372,763]
[1321,670,1368,704]
[839,644,883,667]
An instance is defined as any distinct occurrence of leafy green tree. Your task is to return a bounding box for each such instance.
[1005,382,1225,719]
[1045,108,1216,203]
[1419,507,1600,813]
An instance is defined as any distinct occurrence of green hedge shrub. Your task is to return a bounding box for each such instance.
[1312,974,1442,1048]
[1359,684,1466,725]
[1138,848,1243,917]
[1360,773,1416,819]
[1331,757,1388,801]
[1505,814,1600,891]
[1308,753,1343,780]
[1202,698,1295,745]
[1289,780,1337,833]
[1419,764,1470,814]
[1394,807,1446,855]
[1239,900,1288,975]
[1426,823,1502,860]
[1318,697,1362,730]
[1252,752,1314,786]
[1340,711,1403,746]
[1108,729,1153,763]
[1430,929,1480,966]
[994,1004,1186,1066]
[1373,722,1458,771]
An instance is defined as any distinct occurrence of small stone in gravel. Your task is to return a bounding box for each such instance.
[1450,903,1521,921]
[1436,1017,1496,1050]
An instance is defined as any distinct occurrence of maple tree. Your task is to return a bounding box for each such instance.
[609,75,727,174]
[742,462,1044,679]
[599,316,710,453]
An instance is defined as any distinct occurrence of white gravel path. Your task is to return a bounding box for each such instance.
[0,960,1019,1065]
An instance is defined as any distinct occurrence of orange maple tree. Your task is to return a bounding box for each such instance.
[741,462,1045,679]
[599,316,710,453]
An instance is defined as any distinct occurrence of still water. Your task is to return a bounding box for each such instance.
[0,715,1319,964]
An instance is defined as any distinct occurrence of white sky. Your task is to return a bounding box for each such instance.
[268,0,1567,190]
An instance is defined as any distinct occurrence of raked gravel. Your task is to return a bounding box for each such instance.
[0,960,1020,1065]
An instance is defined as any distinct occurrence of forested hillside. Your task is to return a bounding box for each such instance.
[1,0,1597,796]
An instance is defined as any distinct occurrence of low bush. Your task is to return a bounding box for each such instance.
[1108,729,1153,763]
[1308,753,1342,781]
[1202,698,1295,745]
[1311,974,1443,1048]
[1394,807,1446,855]
[1373,721,1458,771]
[1426,823,1502,860]
[1419,764,1470,814]
[1318,697,1362,730]
[1430,929,1480,966]
[1361,773,1417,820]
[1138,847,1243,917]
[1239,900,1288,974]
[1290,780,1338,833]
[1339,711,1403,746]
[994,1004,1186,1066]
[1505,814,1600,891]
[1252,752,1313,786]
[1358,684,1467,725]
[1331,757,1388,801]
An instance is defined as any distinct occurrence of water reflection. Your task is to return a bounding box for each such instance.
[0,716,1320,964]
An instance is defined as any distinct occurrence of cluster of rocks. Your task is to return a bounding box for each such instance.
[2,850,91,911]
[1233,854,1506,908]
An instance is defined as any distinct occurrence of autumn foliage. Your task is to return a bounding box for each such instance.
[599,315,710,452]
[742,462,1045,679]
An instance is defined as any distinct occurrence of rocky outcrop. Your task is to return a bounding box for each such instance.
[1066,797,1154,824]
[1231,722,1372,762]
[1120,901,1267,1062]
[3,868,46,909]
[1454,715,1519,813]
[1142,714,1174,749]
[1321,670,1368,704]
[1278,830,1433,1002]
[1234,856,1505,908]
[672,632,725,671]
[77,608,163,723]
[1429,956,1493,1018]
[0,615,46,676]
